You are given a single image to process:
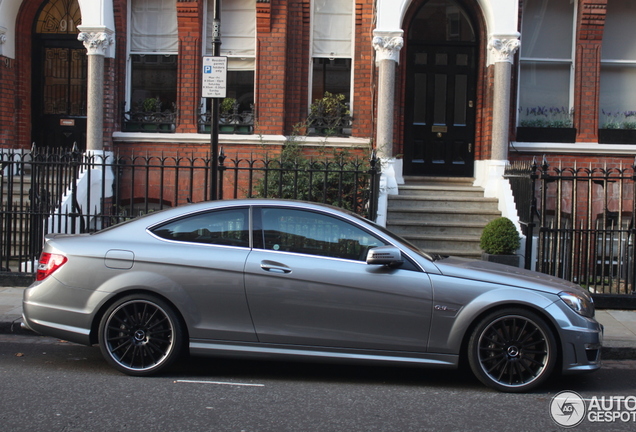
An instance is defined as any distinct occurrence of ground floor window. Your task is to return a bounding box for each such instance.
[311,58,351,104]
[130,54,178,112]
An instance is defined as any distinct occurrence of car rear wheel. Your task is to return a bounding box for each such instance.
[468,308,557,392]
[98,294,184,376]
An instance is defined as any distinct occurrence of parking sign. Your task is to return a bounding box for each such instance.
[202,56,227,98]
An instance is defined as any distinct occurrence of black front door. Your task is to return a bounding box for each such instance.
[404,44,476,177]
[32,37,87,150]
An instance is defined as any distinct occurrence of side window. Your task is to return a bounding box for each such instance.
[151,208,249,247]
[260,208,385,261]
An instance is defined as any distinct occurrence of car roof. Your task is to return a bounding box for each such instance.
[97,199,360,234]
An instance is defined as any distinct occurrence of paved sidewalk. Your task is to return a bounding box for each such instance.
[1,286,635,359]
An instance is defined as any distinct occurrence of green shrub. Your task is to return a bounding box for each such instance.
[480,217,520,255]
[254,138,371,215]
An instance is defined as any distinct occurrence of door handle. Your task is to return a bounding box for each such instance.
[260,261,292,274]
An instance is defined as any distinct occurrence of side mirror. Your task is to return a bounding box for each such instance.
[366,246,403,268]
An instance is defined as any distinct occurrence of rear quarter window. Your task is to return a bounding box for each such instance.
[151,208,249,247]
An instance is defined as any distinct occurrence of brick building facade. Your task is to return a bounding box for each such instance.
[1,0,636,221]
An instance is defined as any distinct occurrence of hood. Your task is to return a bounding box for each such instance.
[432,256,591,298]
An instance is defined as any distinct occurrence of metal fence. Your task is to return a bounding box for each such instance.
[505,157,636,296]
[0,146,379,274]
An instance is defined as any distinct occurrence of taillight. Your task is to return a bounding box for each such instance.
[36,252,68,281]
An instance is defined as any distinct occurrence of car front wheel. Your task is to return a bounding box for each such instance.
[468,308,557,392]
[98,294,184,376]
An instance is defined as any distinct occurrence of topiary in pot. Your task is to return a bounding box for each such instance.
[480,217,521,266]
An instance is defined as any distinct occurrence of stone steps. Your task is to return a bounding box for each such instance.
[386,177,501,259]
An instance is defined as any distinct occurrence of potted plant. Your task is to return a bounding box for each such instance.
[480,217,521,267]
[598,110,636,144]
[142,97,161,113]
[219,97,238,133]
[307,92,351,136]
[516,106,576,143]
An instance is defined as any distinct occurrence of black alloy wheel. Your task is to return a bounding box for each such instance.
[98,294,184,376]
[468,308,557,392]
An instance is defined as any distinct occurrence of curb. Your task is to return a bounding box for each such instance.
[602,346,636,361]
[0,320,36,336]
[0,274,35,287]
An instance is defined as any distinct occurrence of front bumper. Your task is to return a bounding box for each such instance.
[545,301,603,374]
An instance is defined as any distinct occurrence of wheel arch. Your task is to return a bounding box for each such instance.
[457,302,564,372]
[89,288,190,347]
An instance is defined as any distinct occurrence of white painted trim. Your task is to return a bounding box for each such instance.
[510,141,636,155]
[473,159,520,228]
[112,132,372,149]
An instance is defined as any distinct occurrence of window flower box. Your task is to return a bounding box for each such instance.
[516,127,576,143]
[598,129,636,144]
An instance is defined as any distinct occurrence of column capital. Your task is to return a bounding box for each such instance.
[488,35,520,64]
[372,30,404,64]
[0,26,7,56]
[77,27,115,57]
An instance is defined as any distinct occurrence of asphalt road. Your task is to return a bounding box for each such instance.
[1,334,635,432]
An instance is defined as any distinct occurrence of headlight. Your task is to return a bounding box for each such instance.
[559,291,595,318]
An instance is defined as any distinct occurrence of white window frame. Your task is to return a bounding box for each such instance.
[599,0,636,127]
[517,0,577,126]
[308,0,356,114]
[125,0,179,113]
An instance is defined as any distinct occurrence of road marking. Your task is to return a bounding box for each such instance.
[175,379,264,387]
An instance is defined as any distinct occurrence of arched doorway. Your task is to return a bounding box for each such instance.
[32,0,86,149]
[403,0,477,177]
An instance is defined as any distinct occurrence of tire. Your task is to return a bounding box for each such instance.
[98,294,184,376]
[467,308,557,392]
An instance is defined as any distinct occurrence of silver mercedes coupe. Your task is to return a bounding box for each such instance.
[22,199,602,392]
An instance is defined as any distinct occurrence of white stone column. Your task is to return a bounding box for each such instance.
[78,29,113,151]
[372,31,403,225]
[487,35,520,161]
[0,26,7,57]
[372,31,404,159]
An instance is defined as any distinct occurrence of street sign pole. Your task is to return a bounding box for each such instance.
[209,0,222,200]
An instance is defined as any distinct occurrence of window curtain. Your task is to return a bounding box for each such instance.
[312,0,353,58]
[518,0,574,114]
[131,0,178,53]
[206,0,256,70]
[600,1,636,117]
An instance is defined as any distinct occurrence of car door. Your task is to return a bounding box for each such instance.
[243,206,433,352]
[148,206,256,342]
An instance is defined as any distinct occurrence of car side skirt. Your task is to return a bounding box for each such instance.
[189,340,459,368]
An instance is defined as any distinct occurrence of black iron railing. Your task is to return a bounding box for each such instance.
[506,157,636,296]
[0,146,379,273]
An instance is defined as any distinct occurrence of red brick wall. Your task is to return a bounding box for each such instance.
[254,0,376,138]
[574,0,607,142]
[255,0,289,135]
[8,0,376,153]
[113,0,128,137]
[0,57,17,147]
[351,0,375,139]
[176,0,203,133]
[14,0,43,150]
